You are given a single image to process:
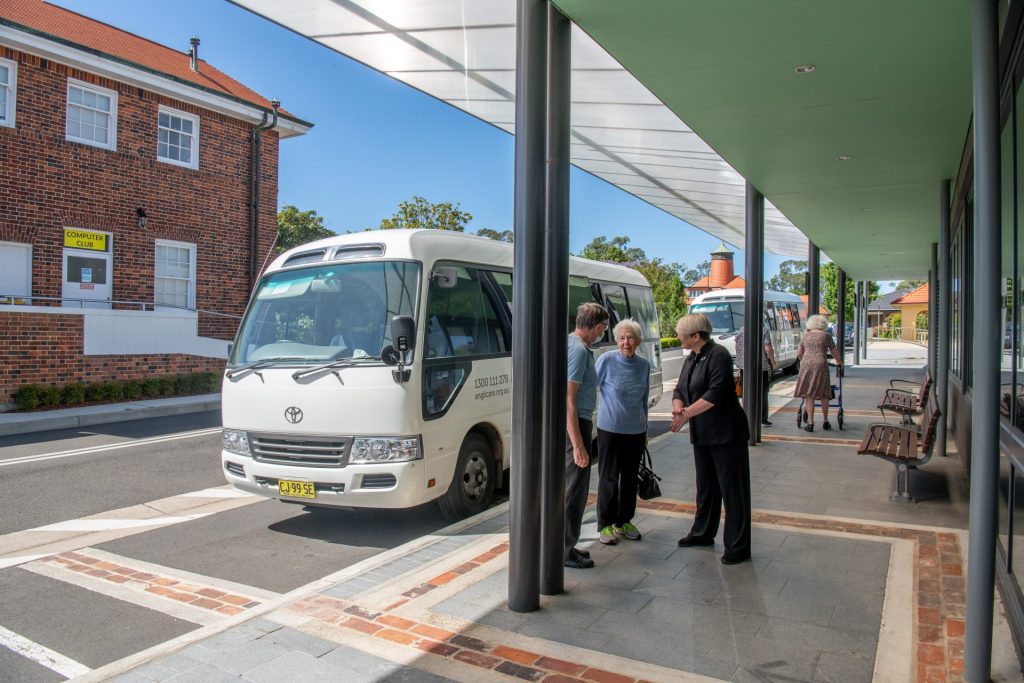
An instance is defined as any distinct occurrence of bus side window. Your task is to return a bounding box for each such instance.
[568,275,597,333]
[602,285,628,341]
[626,285,659,341]
[425,265,507,358]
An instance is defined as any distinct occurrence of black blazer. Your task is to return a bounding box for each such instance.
[672,339,750,446]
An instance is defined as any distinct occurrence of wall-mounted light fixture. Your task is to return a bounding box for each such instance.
[136,207,148,229]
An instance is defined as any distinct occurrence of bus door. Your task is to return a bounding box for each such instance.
[601,285,629,344]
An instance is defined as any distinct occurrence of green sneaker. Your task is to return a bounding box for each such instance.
[598,525,618,545]
[615,522,641,541]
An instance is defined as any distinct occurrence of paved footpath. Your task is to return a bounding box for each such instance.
[10,342,1022,682]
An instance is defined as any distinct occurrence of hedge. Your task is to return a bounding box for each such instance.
[13,371,221,411]
[660,337,681,349]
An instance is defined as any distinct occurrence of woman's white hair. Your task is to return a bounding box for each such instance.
[613,318,644,342]
[806,314,829,331]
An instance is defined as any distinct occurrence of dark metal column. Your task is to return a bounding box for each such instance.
[539,3,570,597]
[929,245,938,371]
[938,180,951,458]
[862,281,869,359]
[807,242,820,320]
[965,0,1001,676]
[837,269,847,375]
[509,0,547,613]
[744,182,764,446]
[853,281,861,366]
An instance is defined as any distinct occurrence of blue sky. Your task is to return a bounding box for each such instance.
[54,0,817,284]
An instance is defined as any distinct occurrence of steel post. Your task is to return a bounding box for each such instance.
[808,243,820,320]
[508,0,547,613]
[938,180,951,458]
[853,281,861,366]
[744,182,764,445]
[539,3,570,597]
[930,245,938,371]
[837,269,847,375]
[965,0,1001,676]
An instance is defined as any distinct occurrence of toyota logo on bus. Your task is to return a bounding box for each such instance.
[284,406,303,424]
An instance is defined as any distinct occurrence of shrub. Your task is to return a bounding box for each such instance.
[84,383,105,403]
[62,383,86,405]
[142,377,162,398]
[38,386,62,408]
[15,384,42,410]
[124,379,144,400]
[660,336,681,349]
[158,377,176,396]
[103,381,126,402]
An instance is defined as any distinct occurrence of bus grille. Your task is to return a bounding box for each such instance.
[249,434,350,467]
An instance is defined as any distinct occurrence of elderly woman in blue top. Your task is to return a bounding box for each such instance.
[595,318,651,544]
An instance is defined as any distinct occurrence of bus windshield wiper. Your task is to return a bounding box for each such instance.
[291,356,382,381]
[225,357,306,379]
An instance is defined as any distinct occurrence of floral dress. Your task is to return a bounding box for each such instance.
[794,329,838,401]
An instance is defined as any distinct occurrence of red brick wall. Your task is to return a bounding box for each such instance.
[0,47,278,332]
[0,311,225,405]
[0,47,281,392]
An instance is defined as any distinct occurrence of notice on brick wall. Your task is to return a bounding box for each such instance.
[63,229,108,252]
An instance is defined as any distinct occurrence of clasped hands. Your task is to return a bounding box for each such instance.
[670,406,689,433]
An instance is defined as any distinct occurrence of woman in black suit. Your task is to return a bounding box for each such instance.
[670,313,752,564]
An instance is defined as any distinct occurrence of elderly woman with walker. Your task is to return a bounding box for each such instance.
[794,314,841,432]
[671,313,752,565]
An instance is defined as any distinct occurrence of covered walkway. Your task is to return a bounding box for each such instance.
[89,343,1019,682]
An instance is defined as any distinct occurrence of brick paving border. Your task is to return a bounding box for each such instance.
[284,498,964,682]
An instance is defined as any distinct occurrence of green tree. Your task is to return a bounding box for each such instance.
[476,228,513,242]
[915,311,928,330]
[376,196,472,231]
[681,261,711,286]
[577,235,687,333]
[276,205,335,252]
[765,259,808,294]
[822,262,881,320]
[895,279,926,292]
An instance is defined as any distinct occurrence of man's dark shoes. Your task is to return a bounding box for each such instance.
[574,547,591,559]
[761,420,772,426]
[564,548,594,569]
[677,534,715,548]
[720,553,751,565]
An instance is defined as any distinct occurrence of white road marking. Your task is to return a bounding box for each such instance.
[33,514,211,533]
[0,553,48,570]
[180,487,256,498]
[0,624,91,678]
[0,427,222,468]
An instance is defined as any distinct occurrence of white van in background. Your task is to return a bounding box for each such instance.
[687,288,806,374]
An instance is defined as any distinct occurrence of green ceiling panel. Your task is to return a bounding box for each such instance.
[555,0,972,279]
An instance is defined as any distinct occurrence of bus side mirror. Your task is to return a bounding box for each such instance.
[392,315,416,353]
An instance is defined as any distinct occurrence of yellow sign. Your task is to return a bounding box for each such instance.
[64,229,108,252]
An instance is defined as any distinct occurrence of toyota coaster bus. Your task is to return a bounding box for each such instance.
[221,229,662,520]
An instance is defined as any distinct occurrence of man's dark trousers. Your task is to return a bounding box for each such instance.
[759,369,771,422]
[564,418,594,560]
[688,440,751,557]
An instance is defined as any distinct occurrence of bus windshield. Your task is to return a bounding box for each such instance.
[230,261,420,365]
[689,301,744,334]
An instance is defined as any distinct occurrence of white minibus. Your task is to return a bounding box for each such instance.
[687,288,806,374]
[221,229,662,520]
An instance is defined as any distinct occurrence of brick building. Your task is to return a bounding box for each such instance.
[685,242,745,299]
[0,0,311,408]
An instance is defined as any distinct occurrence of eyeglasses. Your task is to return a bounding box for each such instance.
[616,335,639,342]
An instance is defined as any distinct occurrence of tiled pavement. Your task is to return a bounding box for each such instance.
[79,344,1020,682]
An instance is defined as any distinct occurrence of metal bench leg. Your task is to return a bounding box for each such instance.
[890,462,917,503]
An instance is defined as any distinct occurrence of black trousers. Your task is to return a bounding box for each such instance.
[596,429,645,530]
[564,418,593,560]
[688,440,751,557]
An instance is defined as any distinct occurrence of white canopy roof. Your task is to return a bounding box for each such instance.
[234,0,808,256]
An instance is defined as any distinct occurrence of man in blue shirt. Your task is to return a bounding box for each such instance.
[564,302,610,569]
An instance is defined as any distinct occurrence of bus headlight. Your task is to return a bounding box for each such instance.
[350,436,422,464]
[222,429,251,457]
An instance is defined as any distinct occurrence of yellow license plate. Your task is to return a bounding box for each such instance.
[278,480,316,499]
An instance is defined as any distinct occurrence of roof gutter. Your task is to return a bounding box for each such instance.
[249,102,279,289]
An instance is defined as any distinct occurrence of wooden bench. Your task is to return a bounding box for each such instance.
[877,367,933,425]
[859,389,941,503]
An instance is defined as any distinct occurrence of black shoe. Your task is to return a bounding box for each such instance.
[822,421,831,430]
[564,549,594,569]
[761,420,772,426]
[573,547,591,559]
[720,553,751,565]
[677,534,715,547]
[803,424,814,432]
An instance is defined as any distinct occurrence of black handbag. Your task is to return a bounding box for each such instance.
[637,448,662,500]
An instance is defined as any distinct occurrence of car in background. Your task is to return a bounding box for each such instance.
[828,322,855,348]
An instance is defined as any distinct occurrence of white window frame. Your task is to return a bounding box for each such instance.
[0,56,17,128]
[0,240,31,302]
[154,239,197,310]
[65,78,118,151]
[156,104,200,169]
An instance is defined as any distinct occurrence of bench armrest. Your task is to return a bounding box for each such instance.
[889,378,921,389]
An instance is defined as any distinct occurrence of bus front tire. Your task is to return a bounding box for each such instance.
[438,434,495,522]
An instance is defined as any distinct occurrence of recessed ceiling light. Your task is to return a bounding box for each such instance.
[861,207,871,212]
[795,65,816,74]
[837,155,851,161]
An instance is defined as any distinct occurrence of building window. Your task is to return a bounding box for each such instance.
[157,106,199,169]
[0,241,31,303]
[66,79,117,150]
[0,57,16,128]
[154,240,195,309]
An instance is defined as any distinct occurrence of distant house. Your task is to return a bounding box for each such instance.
[867,289,910,334]
[0,0,312,408]
[891,283,930,342]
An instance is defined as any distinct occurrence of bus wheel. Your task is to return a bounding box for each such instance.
[438,434,495,522]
